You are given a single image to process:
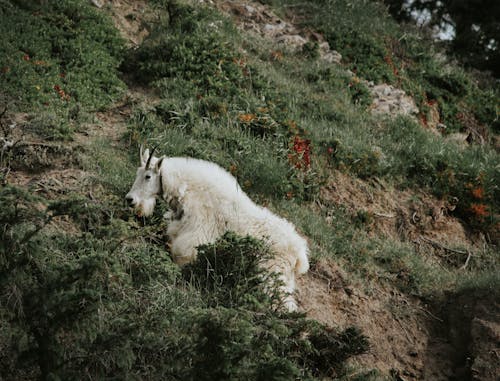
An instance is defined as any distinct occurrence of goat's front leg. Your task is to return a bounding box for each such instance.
[169,232,203,266]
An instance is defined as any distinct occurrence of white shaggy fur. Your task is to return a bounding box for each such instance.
[126,148,309,310]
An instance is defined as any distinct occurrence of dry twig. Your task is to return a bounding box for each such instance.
[419,235,468,256]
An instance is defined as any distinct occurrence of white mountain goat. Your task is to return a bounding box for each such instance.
[125,146,309,310]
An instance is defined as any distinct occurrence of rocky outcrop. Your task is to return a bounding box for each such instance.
[216,1,342,63]
[368,83,419,117]
[214,0,419,117]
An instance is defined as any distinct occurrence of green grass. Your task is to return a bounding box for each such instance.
[0,0,126,139]
[264,0,499,134]
[1,0,499,379]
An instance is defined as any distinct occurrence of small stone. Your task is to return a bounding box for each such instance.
[244,5,256,14]
[89,0,102,8]
[321,50,342,64]
[276,34,307,48]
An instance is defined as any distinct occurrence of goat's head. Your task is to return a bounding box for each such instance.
[125,145,164,217]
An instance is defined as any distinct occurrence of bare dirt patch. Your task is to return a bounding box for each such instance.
[320,170,476,265]
[297,259,447,380]
[104,0,151,47]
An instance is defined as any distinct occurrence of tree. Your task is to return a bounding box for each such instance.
[382,0,500,77]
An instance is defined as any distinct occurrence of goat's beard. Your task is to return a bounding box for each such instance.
[136,197,156,217]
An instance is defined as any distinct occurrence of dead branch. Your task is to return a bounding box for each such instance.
[373,212,395,218]
[411,212,420,224]
[419,235,468,256]
[459,251,473,270]
[416,305,443,322]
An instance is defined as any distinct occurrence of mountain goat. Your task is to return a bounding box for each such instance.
[125,146,309,310]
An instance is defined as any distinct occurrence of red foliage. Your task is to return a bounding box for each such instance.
[419,113,428,127]
[54,85,70,100]
[290,135,311,170]
[471,187,484,200]
[384,54,399,77]
[469,203,489,219]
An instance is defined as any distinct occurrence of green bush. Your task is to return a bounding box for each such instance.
[381,117,499,230]
[0,186,368,380]
[0,0,125,139]
[183,232,280,310]
[124,2,248,97]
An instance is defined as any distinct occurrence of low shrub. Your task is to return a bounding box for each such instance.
[0,186,368,380]
[0,0,125,139]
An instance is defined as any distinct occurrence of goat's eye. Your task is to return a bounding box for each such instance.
[145,174,151,180]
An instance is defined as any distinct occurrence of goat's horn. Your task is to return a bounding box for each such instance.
[145,146,157,169]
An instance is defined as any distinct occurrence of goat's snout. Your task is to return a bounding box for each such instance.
[125,195,136,207]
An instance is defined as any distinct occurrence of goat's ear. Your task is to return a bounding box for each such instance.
[155,156,164,173]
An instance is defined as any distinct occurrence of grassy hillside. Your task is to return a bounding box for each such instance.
[1,0,498,380]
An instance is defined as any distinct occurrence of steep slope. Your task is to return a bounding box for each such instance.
[1,0,498,380]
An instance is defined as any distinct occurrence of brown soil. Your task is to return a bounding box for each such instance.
[297,259,451,380]
[320,170,477,266]
[104,0,151,48]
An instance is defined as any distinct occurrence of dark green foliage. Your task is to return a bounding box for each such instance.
[0,0,125,139]
[260,0,498,233]
[2,0,498,379]
[0,186,108,380]
[294,0,399,83]
[180,232,369,380]
[306,326,369,375]
[301,41,321,59]
[124,1,249,98]
[183,232,278,310]
[381,117,499,230]
[276,0,498,135]
[123,1,332,202]
[384,0,500,77]
[304,66,373,107]
[0,186,367,380]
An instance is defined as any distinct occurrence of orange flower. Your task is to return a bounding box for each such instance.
[270,50,283,61]
[238,113,256,123]
[469,203,488,218]
[471,187,484,199]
